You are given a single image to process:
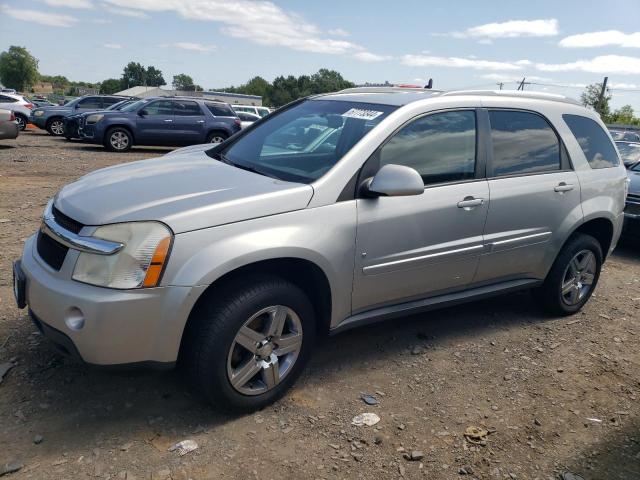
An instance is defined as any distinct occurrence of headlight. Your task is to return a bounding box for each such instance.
[34,110,45,117]
[72,222,172,289]
[85,114,104,124]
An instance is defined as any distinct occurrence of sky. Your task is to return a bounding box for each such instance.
[1,0,640,110]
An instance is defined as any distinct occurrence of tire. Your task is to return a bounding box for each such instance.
[15,114,27,131]
[536,233,602,316]
[46,118,64,136]
[104,127,132,152]
[206,131,228,144]
[183,274,316,411]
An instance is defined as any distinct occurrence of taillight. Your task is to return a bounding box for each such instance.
[234,118,241,126]
[25,103,34,109]
[9,112,15,121]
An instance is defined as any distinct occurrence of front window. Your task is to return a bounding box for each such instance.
[215,99,396,183]
[121,99,147,112]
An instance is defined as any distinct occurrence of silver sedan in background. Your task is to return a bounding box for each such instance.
[0,108,19,140]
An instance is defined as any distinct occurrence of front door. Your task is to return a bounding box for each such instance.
[473,109,582,284]
[352,109,489,313]
[136,100,175,145]
[172,99,206,145]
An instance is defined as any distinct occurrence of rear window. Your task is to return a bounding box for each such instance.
[563,114,619,168]
[206,103,235,117]
[174,100,203,116]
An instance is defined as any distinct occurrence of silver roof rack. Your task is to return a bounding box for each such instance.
[441,90,581,106]
[337,86,443,94]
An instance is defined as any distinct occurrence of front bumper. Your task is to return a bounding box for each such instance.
[30,116,47,129]
[17,234,205,366]
[0,120,19,139]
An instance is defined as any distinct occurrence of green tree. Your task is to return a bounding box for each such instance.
[39,74,69,90]
[609,105,639,125]
[0,46,39,92]
[242,76,270,97]
[121,62,146,89]
[145,66,165,87]
[172,73,195,90]
[100,78,122,94]
[581,82,612,120]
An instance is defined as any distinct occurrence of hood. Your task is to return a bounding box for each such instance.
[165,143,218,157]
[628,168,640,195]
[54,151,314,234]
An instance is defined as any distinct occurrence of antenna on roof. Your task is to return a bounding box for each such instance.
[425,78,433,89]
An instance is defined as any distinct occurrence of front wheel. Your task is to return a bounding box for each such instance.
[206,131,228,144]
[536,233,602,316]
[15,114,27,131]
[183,275,316,411]
[104,127,132,152]
[46,118,64,136]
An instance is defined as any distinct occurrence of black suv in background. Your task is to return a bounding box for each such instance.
[30,95,131,136]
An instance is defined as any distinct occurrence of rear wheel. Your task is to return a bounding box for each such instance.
[183,275,316,411]
[104,127,132,152]
[14,114,27,131]
[206,131,228,144]
[46,118,64,136]
[537,233,602,316]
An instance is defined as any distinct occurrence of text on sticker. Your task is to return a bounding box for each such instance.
[341,108,384,121]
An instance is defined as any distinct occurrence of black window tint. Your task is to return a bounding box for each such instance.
[174,100,202,116]
[489,110,560,176]
[77,97,102,109]
[102,97,122,107]
[206,103,234,116]
[0,95,17,103]
[563,114,619,168]
[143,100,173,116]
[379,110,476,185]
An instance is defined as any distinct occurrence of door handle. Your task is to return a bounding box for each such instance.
[196,120,205,124]
[164,119,173,123]
[554,182,574,193]
[457,197,484,209]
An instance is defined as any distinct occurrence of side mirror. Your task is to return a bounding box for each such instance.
[138,109,147,117]
[362,164,424,197]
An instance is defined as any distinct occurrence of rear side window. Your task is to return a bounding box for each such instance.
[489,110,560,177]
[174,100,202,116]
[0,95,18,103]
[563,114,620,168]
[77,97,102,109]
[206,103,235,117]
[102,97,122,107]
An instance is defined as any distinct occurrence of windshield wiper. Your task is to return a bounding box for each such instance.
[212,152,279,179]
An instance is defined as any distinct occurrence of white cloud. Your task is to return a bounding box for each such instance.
[164,42,217,52]
[352,51,392,62]
[559,30,640,48]
[401,54,523,71]
[478,73,552,82]
[41,0,92,8]
[610,82,640,89]
[0,4,77,26]
[101,0,386,60]
[441,19,559,40]
[328,28,349,37]
[103,43,122,49]
[535,55,640,75]
[103,4,149,18]
[91,18,111,24]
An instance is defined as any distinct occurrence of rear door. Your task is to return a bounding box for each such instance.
[352,109,490,312]
[136,100,175,145]
[473,109,581,284]
[172,99,206,145]
[76,96,102,112]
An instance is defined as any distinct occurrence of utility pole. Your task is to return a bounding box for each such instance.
[596,76,608,115]
[517,78,526,91]
[496,82,504,90]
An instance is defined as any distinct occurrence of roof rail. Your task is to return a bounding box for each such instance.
[337,86,444,94]
[441,90,581,106]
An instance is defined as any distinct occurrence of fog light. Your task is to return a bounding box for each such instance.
[64,307,85,331]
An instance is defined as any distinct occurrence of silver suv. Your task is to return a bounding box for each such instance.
[13,88,627,410]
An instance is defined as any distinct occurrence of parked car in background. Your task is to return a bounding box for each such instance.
[610,130,640,142]
[79,96,241,152]
[14,88,626,410]
[30,95,130,136]
[233,105,271,118]
[615,141,640,167]
[63,99,137,140]
[29,99,57,108]
[0,108,19,140]
[236,111,260,129]
[0,92,34,131]
[624,161,640,238]
[1,88,17,94]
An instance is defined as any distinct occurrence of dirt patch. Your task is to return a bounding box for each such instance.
[0,132,639,479]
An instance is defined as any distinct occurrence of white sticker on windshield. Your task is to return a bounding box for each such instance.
[341,108,384,121]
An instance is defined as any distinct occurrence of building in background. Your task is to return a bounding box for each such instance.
[114,86,262,106]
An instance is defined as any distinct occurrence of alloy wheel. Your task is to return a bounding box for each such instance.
[50,120,64,135]
[209,135,226,144]
[110,131,129,150]
[561,249,597,306]
[15,116,25,130]
[226,305,303,396]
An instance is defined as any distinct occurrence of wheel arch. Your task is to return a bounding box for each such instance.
[567,216,615,259]
[177,257,333,361]
[105,124,136,142]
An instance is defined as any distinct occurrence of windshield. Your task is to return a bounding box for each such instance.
[215,99,396,183]
[616,142,640,164]
[121,99,147,112]
[107,100,128,110]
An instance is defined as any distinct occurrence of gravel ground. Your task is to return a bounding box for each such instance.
[0,131,639,480]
